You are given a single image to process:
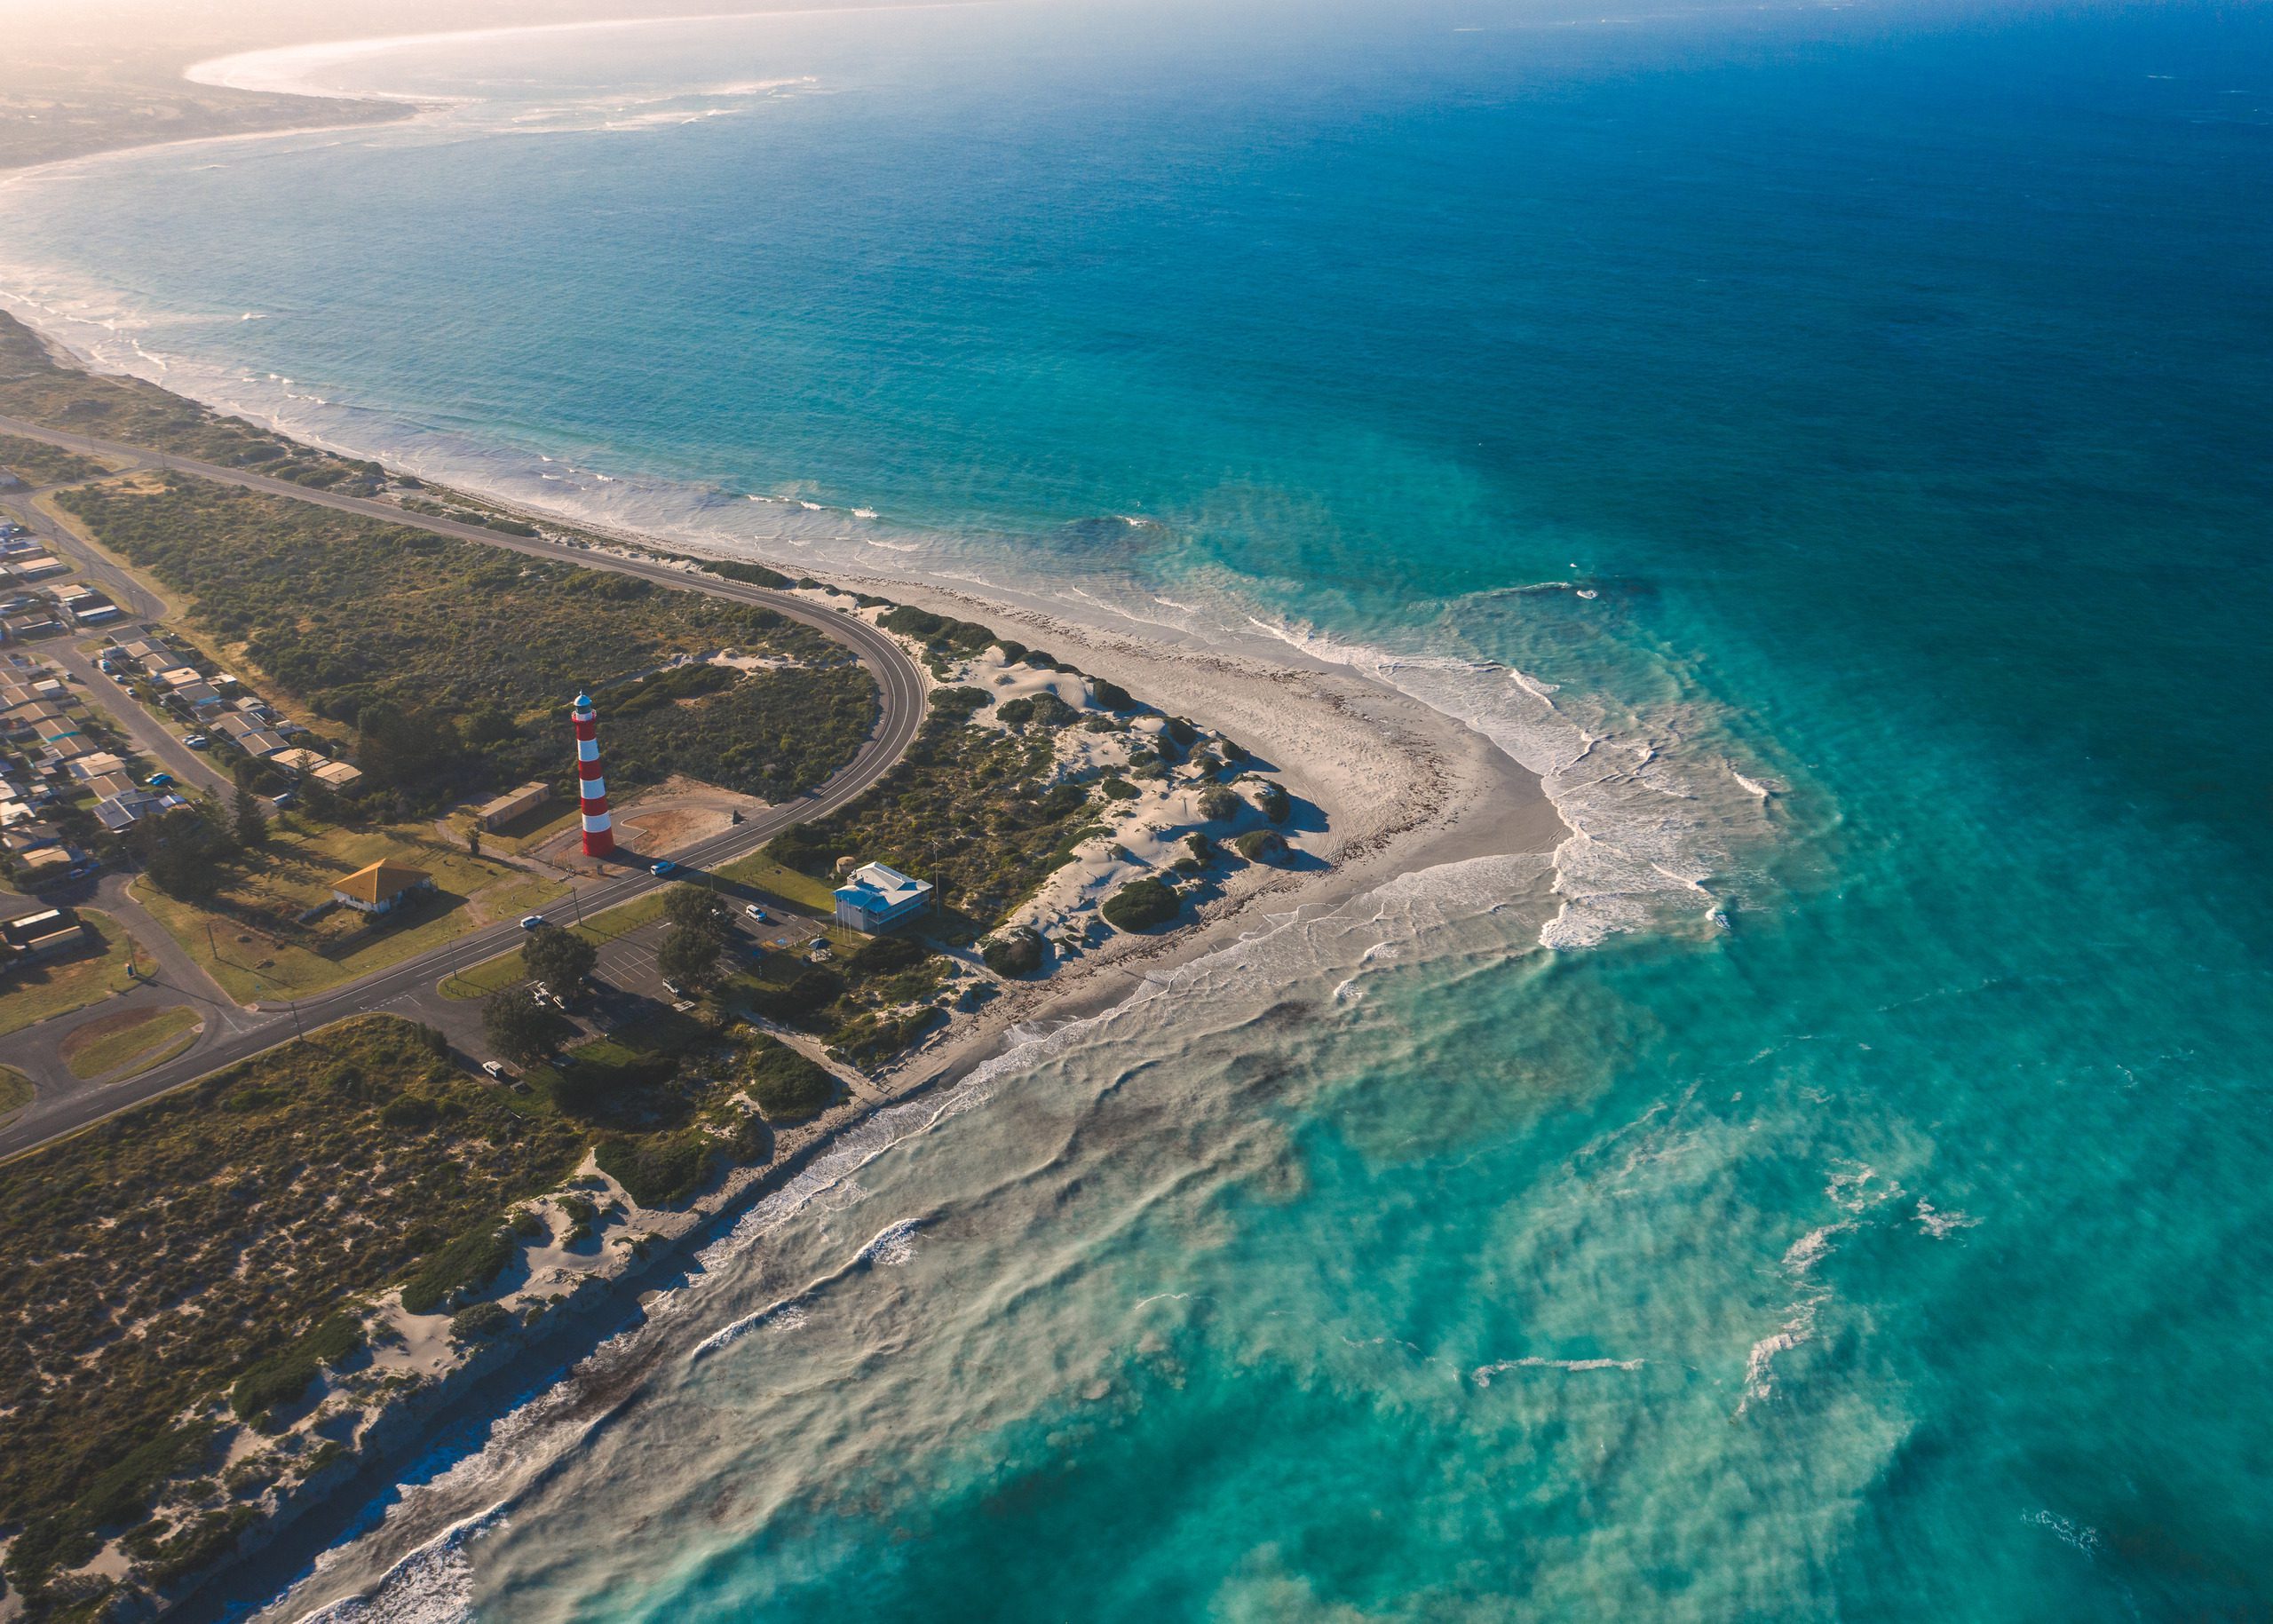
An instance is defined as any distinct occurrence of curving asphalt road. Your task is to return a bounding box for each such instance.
[0,412,925,1161]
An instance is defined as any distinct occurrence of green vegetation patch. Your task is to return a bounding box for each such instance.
[398,1224,516,1316]
[981,928,1045,978]
[1235,828,1289,863]
[1102,876,1183,932]
[764,684,1097,932]
[58,1003,201,1081]
[596,1132,718,1208]
[744,1034,838,1122]
[0,432,109,486]
[228,1312,364,1422]
[51,474,879,808]
[0,1065,30,1121]
[0,1018,586,1612]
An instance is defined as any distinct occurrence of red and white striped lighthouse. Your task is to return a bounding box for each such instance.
[571,691,614,858]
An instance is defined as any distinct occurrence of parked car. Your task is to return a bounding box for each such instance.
[661,978,685,998]
[481,1060,511,1081]
[744,904,771,923]
[650,860,676,876]
[145,772,174,788]
[519,914,547,930]
[183,733,209,749]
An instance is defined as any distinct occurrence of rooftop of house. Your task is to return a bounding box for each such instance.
[835,860,932,913]
[332,859,432,907]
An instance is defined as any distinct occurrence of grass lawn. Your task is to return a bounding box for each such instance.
[712,852,838,915]
[0,909,137,1037]
[135,820,566,1002]
[59,1004,202,1080]
[438,886,671,1001]
[0,1066,29,1123]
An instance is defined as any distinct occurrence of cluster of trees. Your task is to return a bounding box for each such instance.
[123,789,268,903]
[656,884,733,992]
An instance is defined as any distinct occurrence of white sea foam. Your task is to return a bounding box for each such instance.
[1782,1223,1844,1274]
[1471,1356,1644,1384]
[862,1217,921,1267]
[1233,613,1746,949]
[2024,1508,2103,1558]
[1737,1290,1826,1415]
[293,1503,505,1623]
[1913,1200,1980,1238]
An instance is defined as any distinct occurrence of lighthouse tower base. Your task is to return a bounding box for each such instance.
[571,690,616,860]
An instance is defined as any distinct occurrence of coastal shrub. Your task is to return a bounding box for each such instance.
[141,1507,257,1589]
[1090,677,1133,711]
[745,1037,837,1121]
[610,661,738,717]
[0,1017,599,1608]
[399,1224,514,1316]
[744,966,847,1029]
[49,467,877,808]
[689,557,793,590]
[981,928,1045,978]
[849,935,928,980]
[1004,687,1095,727]
[1102,878,1183,933]
[447,1302,512,1345]
[1100,776,1139,801]
[1253,780,1293,822]
[597,1132,716,1208]
[827,1006,945,1064]
[1235,829,1289,863]
[931,685,993,711]
[226,1311,365,1422]
[550,1048,678,1118]
[881,605,997,653]
[380,1095,439,1129]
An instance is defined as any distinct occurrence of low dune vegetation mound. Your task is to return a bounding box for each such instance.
[982,927,1046,978]
[1235,828,1290,864]
[743,1035,839,1122]
[1102,876,1183,932]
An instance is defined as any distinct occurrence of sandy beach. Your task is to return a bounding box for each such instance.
[804,570,1568,1093]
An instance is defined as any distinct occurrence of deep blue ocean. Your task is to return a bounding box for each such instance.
[4,0,2272,1616]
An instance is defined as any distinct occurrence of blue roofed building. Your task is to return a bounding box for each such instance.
[833,860,933,933]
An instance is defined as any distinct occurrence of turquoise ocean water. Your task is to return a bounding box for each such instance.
[4,0,2272,1615]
